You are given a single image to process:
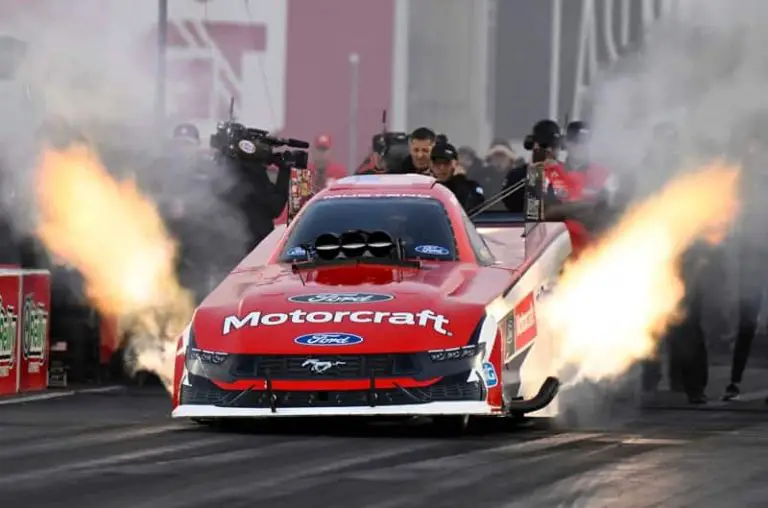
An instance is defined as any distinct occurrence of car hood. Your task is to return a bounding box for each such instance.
[191,263,500,354]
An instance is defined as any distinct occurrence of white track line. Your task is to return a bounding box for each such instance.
[0,385,126,406]
[0,391,76,406]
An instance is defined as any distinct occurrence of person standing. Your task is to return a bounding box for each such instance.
[309,134,347,191]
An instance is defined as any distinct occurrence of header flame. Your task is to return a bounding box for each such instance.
[34,144,194,391]
[539,162,740,385]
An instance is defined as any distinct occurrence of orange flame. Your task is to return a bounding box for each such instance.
[534,162,741,388]
[34,144,194,391]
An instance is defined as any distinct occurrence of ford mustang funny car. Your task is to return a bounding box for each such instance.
[171,173,573,431]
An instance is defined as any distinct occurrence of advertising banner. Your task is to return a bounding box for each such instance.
[18,270,50,393]
[0,271,21,397]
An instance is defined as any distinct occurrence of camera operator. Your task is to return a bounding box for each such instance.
[221,140,290,252]
[209,119,308,253]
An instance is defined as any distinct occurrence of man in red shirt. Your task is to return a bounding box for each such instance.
[525,119,616,255]
[309,134,348,191]
[562,121,615,203]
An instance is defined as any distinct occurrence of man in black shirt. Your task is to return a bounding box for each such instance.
[430,142,484,211]
[395,127,436,174]
[721,112,768,402]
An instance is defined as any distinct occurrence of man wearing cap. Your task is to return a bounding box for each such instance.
[431,141,484,211]
[510,119,596,253]
[310,134,347,191]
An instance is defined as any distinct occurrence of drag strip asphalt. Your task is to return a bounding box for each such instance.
[2,387,768,508]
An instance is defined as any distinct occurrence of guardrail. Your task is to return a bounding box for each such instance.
[0,268,51,397]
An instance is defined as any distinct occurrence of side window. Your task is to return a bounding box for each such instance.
[462,213,495,266]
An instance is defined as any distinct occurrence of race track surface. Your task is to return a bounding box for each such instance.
[2,386,768,508]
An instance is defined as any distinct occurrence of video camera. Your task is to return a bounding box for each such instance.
[209,98,310,169]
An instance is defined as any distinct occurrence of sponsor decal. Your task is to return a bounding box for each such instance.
[285,246,307,257]
[22,294,47,373]
[288,292,394,304]
[294,333,363,346]
[482,362,498,388]
[237,139,256,154]
[414,245,450,256]
[514,292,537,350]
[0,298,17,378]
[222,309,451,336]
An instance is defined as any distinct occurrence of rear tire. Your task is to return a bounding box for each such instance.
[432,415,470,436]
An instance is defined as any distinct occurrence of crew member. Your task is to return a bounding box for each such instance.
[356,134,385,174]
[430,142,484,211]
[561,120,622,232]
[395,127,437,174]
[357,132,409,175]
[722,113,768,403]
[309,134,347,191]
[665,241,710,404]
[504,119,593,253]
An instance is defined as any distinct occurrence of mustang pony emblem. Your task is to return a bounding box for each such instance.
[301,359,346,374]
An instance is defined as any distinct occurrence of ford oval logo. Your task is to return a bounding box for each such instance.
[294,333,364,346]
[414,245,450,256]
[288,293,394,304]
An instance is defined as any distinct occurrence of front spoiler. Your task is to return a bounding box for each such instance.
[172,376,561,419]
[173,401,498,418]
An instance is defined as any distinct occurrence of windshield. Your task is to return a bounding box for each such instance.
[281,196,457,261]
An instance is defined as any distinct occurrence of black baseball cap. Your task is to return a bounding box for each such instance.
[431,142,458,161]
[532,119,561,147]
[565,121,591,143]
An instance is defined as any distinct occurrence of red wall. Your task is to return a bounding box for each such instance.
[285,0,394,169]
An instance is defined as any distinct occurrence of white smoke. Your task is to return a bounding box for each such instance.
[0,0,250,384]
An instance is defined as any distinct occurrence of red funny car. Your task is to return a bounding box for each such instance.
[171,173,573,431]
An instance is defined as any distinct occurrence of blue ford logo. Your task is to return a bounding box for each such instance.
[294,333,364,346]
[414,245,450,256]
[288,293,394,304]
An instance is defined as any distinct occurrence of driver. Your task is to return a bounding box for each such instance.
[430,142,485,211]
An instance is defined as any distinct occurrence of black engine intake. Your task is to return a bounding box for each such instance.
[312,230,396,260]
